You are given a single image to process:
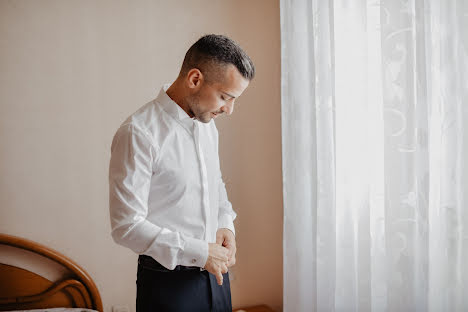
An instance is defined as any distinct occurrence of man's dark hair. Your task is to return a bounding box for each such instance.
[180,34,255,82]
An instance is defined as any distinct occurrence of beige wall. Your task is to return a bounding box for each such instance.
[0,1,282,311]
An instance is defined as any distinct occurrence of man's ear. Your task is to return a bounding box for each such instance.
[186,68,203,89]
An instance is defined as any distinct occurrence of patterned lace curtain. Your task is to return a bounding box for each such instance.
[280,0,468,311]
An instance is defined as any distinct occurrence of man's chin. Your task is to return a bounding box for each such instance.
[195,114,212,123]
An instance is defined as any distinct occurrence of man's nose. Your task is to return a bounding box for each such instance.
[221,102,234,115]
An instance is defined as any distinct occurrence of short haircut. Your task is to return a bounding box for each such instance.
[179,34,255,82]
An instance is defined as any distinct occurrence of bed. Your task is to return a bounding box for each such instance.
[0,233,103,312]
[0,233,275,312]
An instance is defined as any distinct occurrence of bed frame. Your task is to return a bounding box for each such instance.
[0,233,103,311]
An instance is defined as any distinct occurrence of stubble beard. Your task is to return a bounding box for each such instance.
[188,93,212,124]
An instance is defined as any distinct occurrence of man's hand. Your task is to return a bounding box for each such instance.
[204,243,229,285]
[216,228,236,268]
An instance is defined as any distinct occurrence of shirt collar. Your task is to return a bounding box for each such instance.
[156,84,196,132]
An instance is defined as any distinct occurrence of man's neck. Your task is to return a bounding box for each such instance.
[166,80,193,118]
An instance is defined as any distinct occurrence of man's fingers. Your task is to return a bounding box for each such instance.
[221,263,228,274]
[218,253,229,262]
[227,256,236,267]
[224,243,236,256]
[226,246,236,265]
[216,270,224,285]
[219,246,229,261]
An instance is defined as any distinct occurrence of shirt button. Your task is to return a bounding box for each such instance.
[191,259,197,264]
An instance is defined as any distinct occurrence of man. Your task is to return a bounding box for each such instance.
[108,34,255,311]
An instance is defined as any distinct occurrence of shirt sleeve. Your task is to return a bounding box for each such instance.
[212,122,237,235]
[217,175,237,235]
[108,123,209,269]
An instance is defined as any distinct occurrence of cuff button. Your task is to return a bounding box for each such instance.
[191,259,197,264]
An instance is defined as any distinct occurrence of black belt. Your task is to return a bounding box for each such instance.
[138,255,205,272]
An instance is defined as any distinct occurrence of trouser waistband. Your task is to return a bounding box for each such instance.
[138,254,205,272]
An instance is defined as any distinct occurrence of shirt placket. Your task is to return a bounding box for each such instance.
[193,121,211,241]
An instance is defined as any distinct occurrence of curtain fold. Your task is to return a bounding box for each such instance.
[281,0,468,311]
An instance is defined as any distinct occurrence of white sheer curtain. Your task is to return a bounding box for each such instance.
[280,0,468,311]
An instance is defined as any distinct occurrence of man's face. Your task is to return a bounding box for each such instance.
[188,64,250,123]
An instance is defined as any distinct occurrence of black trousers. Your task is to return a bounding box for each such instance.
[136,255,232,312]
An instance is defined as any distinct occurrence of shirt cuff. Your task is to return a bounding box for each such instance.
[180,235,209,268]
[218,214,235,236]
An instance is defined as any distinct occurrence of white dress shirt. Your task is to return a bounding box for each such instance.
[109,84,236,270]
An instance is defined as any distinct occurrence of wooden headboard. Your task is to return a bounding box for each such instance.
[0,233,103,312]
